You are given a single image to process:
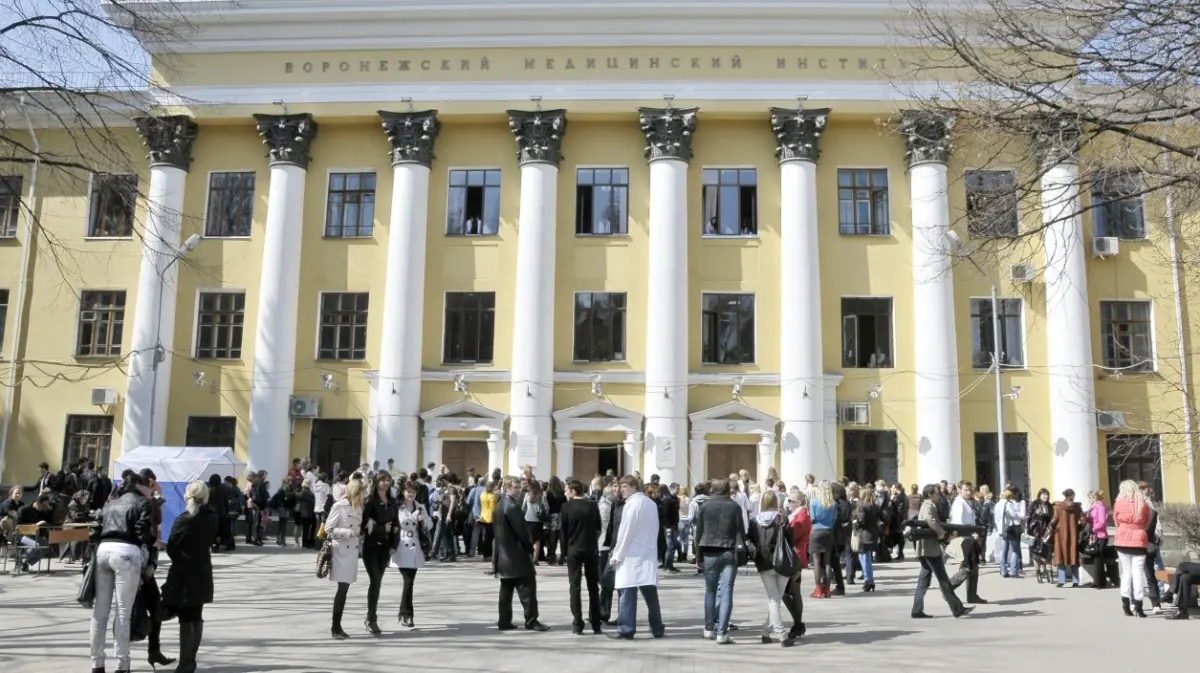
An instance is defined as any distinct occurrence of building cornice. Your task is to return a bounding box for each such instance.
[112,0,933,53]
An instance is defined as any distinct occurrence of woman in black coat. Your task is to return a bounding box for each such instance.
[853,486,882,592]
[161,481,218,673]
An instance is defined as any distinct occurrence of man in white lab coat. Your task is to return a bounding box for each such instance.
[608,475,666,639]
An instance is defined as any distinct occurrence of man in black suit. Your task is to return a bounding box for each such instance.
[493,476,550,632]
[561,479,603,635]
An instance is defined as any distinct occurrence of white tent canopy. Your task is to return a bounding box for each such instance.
[114,446,246,538]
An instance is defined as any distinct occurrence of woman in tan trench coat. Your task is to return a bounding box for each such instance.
[1050,489,1083,587]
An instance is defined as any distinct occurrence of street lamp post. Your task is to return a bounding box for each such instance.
[946,231,1008,490]
[147,233,201,444]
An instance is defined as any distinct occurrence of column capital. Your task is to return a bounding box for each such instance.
[133,115,198,171]
[899,111,954,167]
[1032,114,1082,168]
[253,113,319,168]
[506,109,568,167]
[423,429,440,441]
[487,429,505,442]
[690,430,706,441]
[759,432,777,444]
[555,431,574,442]
[625,430,642,443]
[769,107,831,164]
[379,110,441,167]
[638,106,698,163]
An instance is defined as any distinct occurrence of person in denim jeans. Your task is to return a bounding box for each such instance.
[996,490,1024,578]
[694,478,746,644]
[609,477,665,639]
[89,472,156,673]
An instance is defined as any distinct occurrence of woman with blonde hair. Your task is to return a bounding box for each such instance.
[1113,479,1150,617]
[326,475,365,639]
[161,481,218,673]
[807,482,836,598]
[749,490,799,646]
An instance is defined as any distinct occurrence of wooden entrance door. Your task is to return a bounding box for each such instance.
[443,441,489,479]
[573,445,621,481]
[707,444,756,480]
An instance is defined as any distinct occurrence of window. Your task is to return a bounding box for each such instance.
[185,416,236,448]
[443,292,495,364]
[326,171,376,237]
[838,169,890,235]
[0,176,21,238]
[317,292,369,361]
[447,169,500,235]
[701,293,755,364]
[63,415,113,469]
[965,170,1019,237]
[842,297,893,368]
[1106,434,1161,500]
[88,173,137,237]
[205,172,255,237]
[974,433,1030,496]
[195,292,246,359]
[969,298,1024,368]
[1093,172,1146,239]
[576,168,628,235]
[842,430,899,485]
[1100,300,1153,371]
[702,169,757,236]
[76,290,126,357]
[573,292,627,362]
[0,289,7,356]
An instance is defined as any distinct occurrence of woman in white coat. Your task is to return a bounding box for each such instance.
[609,477,665,639]
[326,475,365,640]
[392,480,433,628]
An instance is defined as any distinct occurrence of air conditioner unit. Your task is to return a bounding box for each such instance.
[1093,236,1119,257]
[1096,410,1126,430]
[90,387,118,406]
[838,402,870,426]
[289,396,320,419]
[1010,263,1036,283]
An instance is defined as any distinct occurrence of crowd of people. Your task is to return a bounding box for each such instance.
[5,456,1200,671]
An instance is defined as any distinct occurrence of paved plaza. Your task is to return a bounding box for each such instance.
[0,548,1191,673]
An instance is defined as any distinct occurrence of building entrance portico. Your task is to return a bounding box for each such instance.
[418,400,507,476]
[688,402,780,486]
[552,399,644,481]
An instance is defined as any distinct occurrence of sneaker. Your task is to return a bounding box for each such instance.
[1153,606,1163,615]
[703,630,716,640]
[716,633,733,644]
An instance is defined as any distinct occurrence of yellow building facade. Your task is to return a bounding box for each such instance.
[0,2,1196,501]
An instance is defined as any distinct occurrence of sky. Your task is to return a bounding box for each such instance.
[2,0,151,90]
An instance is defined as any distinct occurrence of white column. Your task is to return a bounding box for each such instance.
[555,433,575,481]
[247,113,319,475]
[758,432,777,486]
[506,109,567,480]
[901,112,962,485]
[122,117,198,457]
[823,374,841,480]
[688,431,707,487]
[772,108,831,488]
[375,111,440,474]
[422,430,443,472]
[623,431,642,478]
[486,429,505,477]
[639,106,698,487]
[1038,126,1099,496]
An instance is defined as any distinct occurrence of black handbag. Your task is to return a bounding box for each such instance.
[772,527,798,577]
[735,529,756,567]
[77,559,97,608]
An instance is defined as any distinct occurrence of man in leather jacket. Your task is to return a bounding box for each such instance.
[694,478,746,643]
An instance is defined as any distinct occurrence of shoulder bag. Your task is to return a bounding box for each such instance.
[77,559,97,607]
[772,526,798,577]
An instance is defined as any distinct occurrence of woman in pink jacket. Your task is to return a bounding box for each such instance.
[1112,480,1151,617]
[1086,491,1110,589]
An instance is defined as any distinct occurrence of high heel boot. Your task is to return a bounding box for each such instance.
[1122,597,1133,616]
[1133,600,1148,618]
